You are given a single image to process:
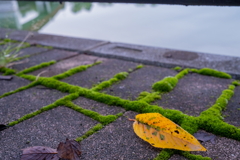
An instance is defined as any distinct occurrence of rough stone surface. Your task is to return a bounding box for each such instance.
[11,49,78,71]
[80,111,161,160]
[0,86,66,124]
[0,106,98,160]
[89,42,240,79]
[223,86,240,127]
[103,65,177,100]
[62,58,138,89]
[72,97,125,116]
[17,46,49,57]
[169,154,188,160]
[193,131,240,160]
[0,76,29,96]
[30,54,105,77]
[153,73,232,116]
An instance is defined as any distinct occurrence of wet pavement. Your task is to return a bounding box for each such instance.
[0,28,240,160]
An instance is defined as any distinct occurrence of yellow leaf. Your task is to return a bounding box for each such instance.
[132,113,206,151]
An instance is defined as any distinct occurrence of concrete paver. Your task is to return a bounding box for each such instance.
[0,106,98,160]
[0,76,29,96]
[72,97,125,116]
[153,73,232,116]
[62,58,138,89]
[80,111,161,160]
[103,65,176,100]
[0,86,66,124]
[11,49,78,71]
[193,131,240,160]
[29,54,105,77]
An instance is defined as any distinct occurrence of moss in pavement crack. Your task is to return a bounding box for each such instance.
[52,61,101,80]
[75,123,103,142]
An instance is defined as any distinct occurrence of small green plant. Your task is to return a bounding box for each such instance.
[0,33,32,68]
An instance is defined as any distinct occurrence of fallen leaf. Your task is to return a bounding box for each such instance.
[194,131,216,144]
[132,113,206,151]
[0,124,8,131]
[21,146,58,160]
[57,138,81,160]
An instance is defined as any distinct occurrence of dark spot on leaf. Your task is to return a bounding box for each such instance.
[160,134,165,140]
[152,132,157,136]
[174,130,179,134]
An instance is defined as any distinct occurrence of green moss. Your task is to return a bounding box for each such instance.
[65,101,118,125]
[152,76,178,92]
[137,91,161,103]
[91,72,128,92]
[180,151,211,160]
[136,64,143,69]
[35,44,53,49]
[153,149,175,160]
[52,61,101,80]
[8,103,58,126]
[175,69,189,80]
[0,81,38,99]
[16,60,56,75]
[180,116,199,134]
[172,66,182,71]
[232,80,240,86]
[0,67,16,75]
[196,68,231,79]
[75,123,103,142]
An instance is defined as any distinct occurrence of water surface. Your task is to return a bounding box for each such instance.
[1,1,240,57]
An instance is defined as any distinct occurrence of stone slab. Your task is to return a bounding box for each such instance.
[0,86,67,124]
[102,65,177,100]
[29,54,105,77]
[62,58,138,89]
[11,49,78,71]
[72,97,125,116]
[0,106,98,160]
[0,28,106,51]
[193,130,240,160]
[89,42,240,79]
[222,86,240,127]
[169,154,187,160]
[153,73,232,116]
[0,76,29,96]
[80,111,161,160]
[17,46,49,57]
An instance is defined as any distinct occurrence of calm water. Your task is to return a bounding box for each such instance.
[1,1,240,57]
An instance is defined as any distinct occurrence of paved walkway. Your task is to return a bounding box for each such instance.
[0,29,240,160]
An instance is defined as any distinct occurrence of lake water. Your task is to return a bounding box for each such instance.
[1,1,240,57]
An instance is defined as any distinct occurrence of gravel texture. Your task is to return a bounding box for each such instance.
[0,86,67,124]
[80,111,161,160]
[0,76,29,96]
[0,106,98,160]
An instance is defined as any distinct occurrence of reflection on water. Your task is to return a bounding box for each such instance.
[1,1,240,57]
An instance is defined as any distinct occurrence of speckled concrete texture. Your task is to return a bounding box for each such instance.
[0,86,66,124]
[16,46,49,57]
[153,73,232,116]
[0,76,29,96]
[62,58,138,88]
[193,131,240,160]
[30,54,105,77]
[102,65,177,100]
[72,97,125,115]
[169,154,188,160]
[80,111,161,160]
[11,49,78,71]
[223,86,240,127]
[0,106,98,160]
